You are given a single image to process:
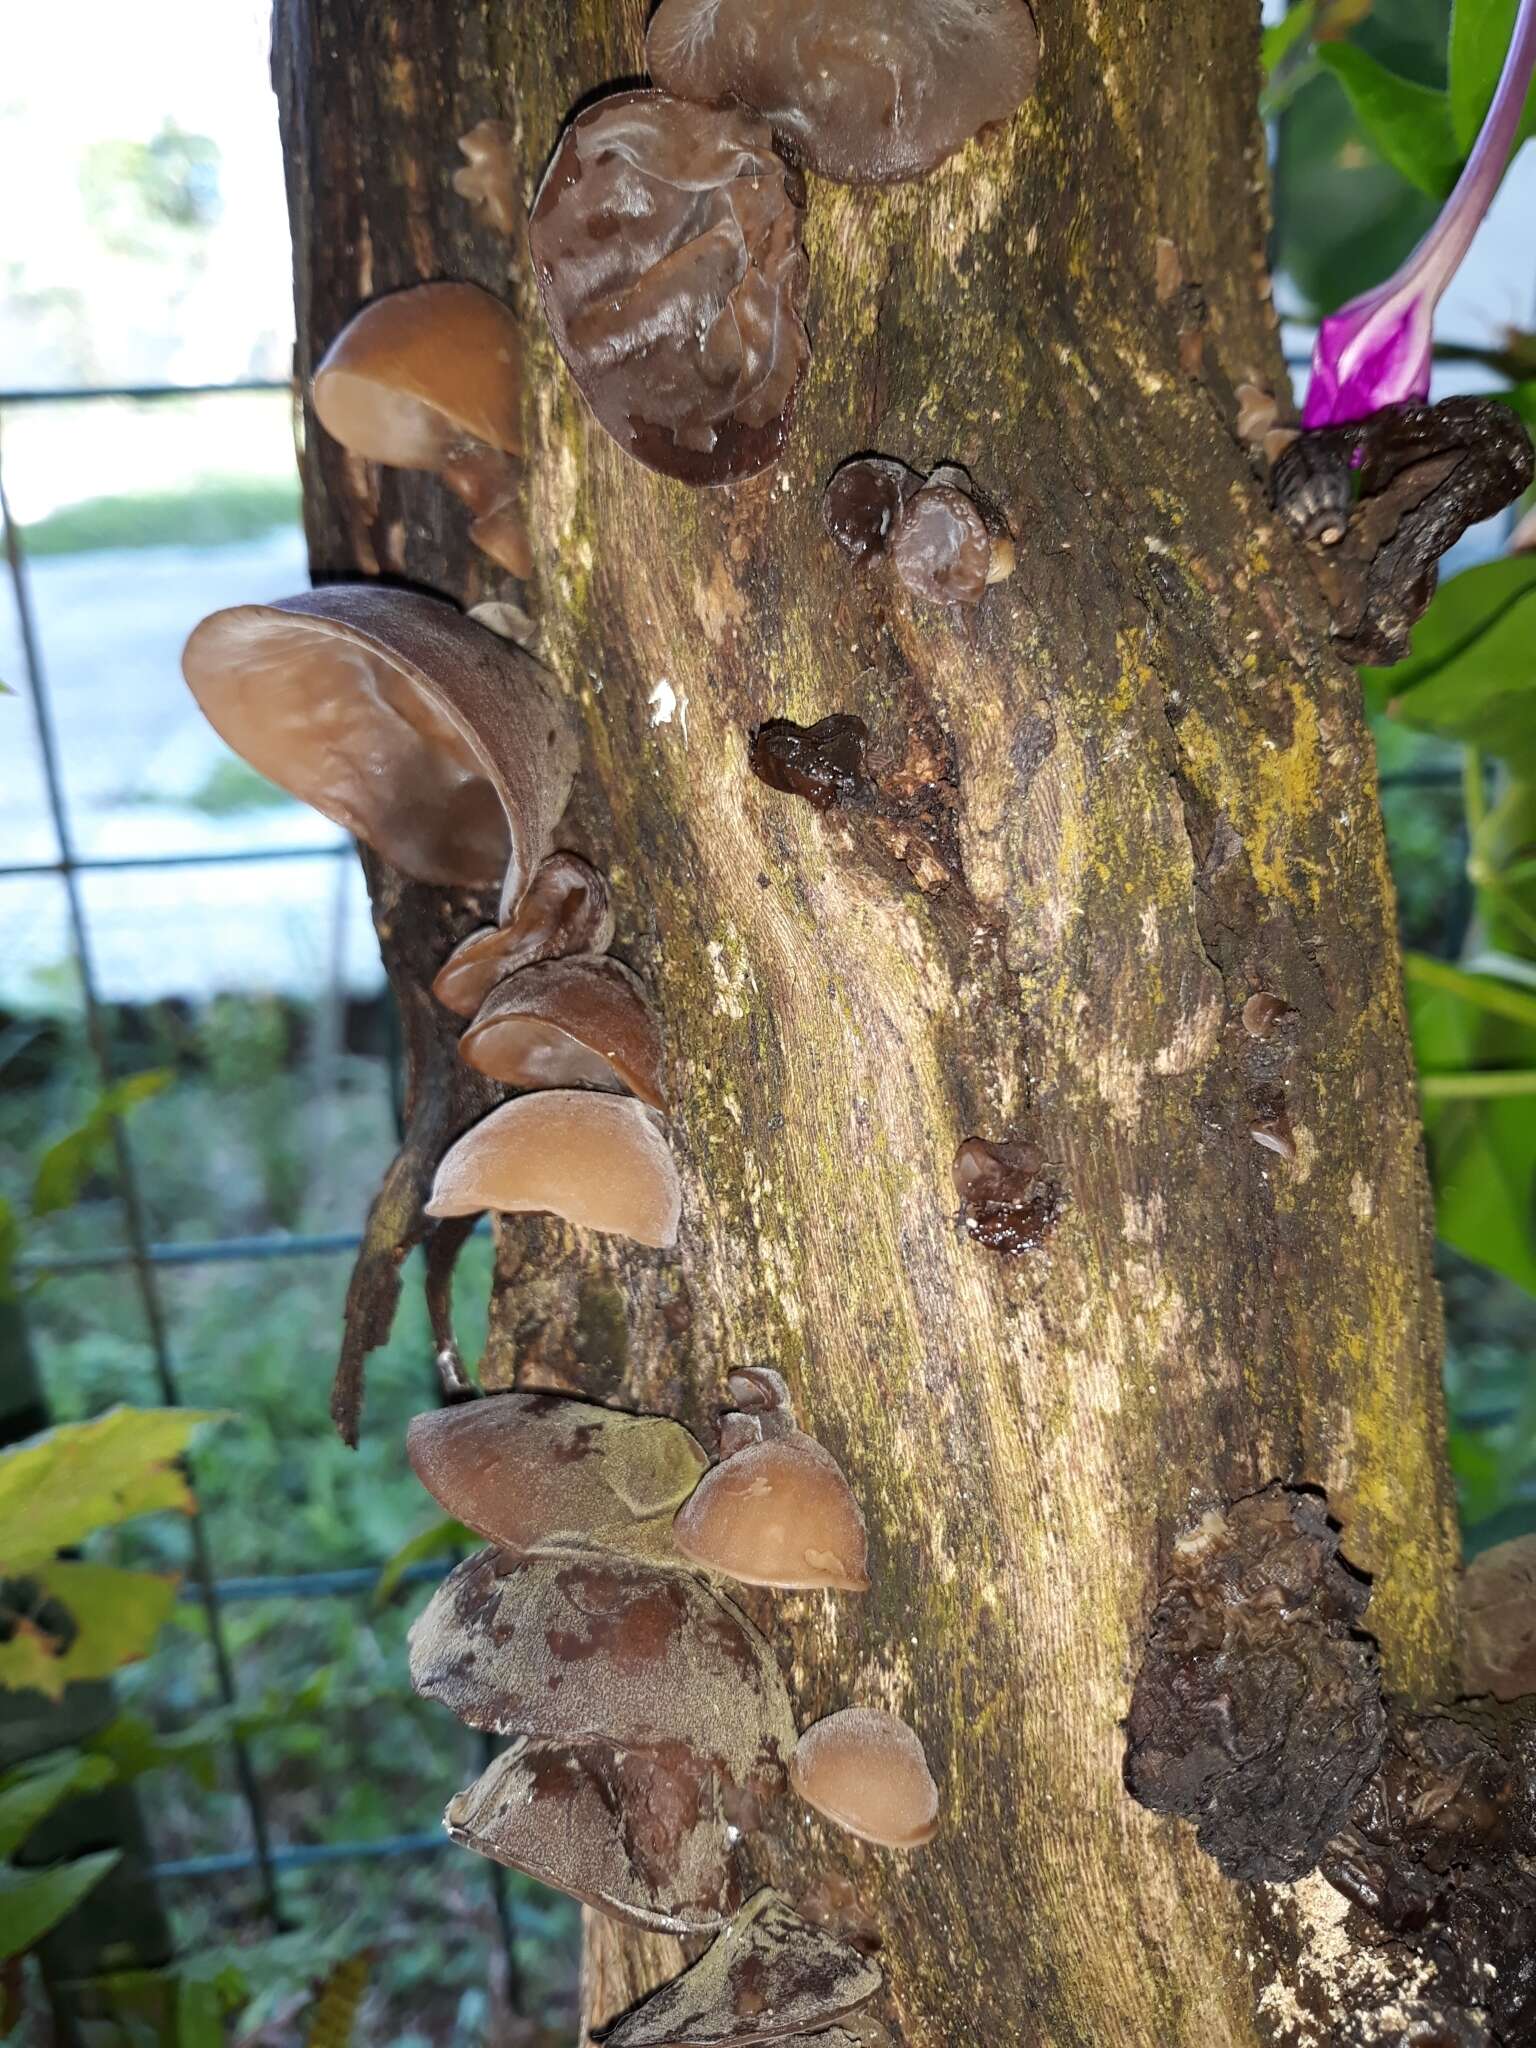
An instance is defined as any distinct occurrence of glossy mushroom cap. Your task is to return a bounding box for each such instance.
[888,483,993,605]
[459,955,667,1109]
[673,1432,869,1591]
[312,282,530,573]
[1461,1535,1536,1702]
[432,852,614,1016]
[822,458,919,560]
[410,1550,797,1799]
[446,1734,741,1934]
[646,0,1040,186]
[789,1708,939,1848]
[601,1888,883,2048]
[406,1392,707,1561]
[529,91,809,484]
[426,1092,681,1248]
[181,588,576,911]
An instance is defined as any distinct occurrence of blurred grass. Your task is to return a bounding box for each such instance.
[18,476,300,557]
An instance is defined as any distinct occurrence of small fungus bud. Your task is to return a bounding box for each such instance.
[1242,991,1291,1039]
[459,955,667,1109]
[822,457,920,560]
[432,852,615,1017]
[426,1092,681,1248]
[888,482,994,606]
[953,1136,1062,1254]
[529,91,809,484]
[750,715,873,811]
[1271,437,1353,547]
[406,1392,708,1561]
[645,0,1040,186]
[600,1887,884,2047]
[312,282,531,575]
[673,1430,870,1592]
[726,1366,795,1424]
[181,589,575,915]
[1234,383,1279,444]
[453,119,520,236]
[1249,1113,1297,1163]
[1461,1534,1536,1702]
[789,1707,940,1849]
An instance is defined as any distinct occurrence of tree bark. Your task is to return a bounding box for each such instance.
[272,3,1461,2041]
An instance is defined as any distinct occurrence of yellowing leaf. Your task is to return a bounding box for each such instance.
[0,1406,225,1571]
[0,1563,179,1702]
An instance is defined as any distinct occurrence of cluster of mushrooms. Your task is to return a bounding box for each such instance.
[171,1,1066,2030]
[405,1371,935,1976]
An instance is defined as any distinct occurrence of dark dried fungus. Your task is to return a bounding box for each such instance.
[888,483,993,606]
[1123,1484,1385,1882]
[446,1734,741,1934]
[1321,1704,1536,2043]
[953,1137,1062,1254]
[409,1548,796,1798]
[600,1888,883,2047]
[750,715,872,811]
[405,1392,708,1562]
[822,458,919,561]
[529,91,809,484]
[645,0,1040,186]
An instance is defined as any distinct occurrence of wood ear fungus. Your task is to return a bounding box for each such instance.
[431,851,615,1017]
[789,1708,939,1848]
[311,281,531,574]
[180,588,575,913]
[406,1392,708,1562]
[599,1887,883,2046]
[426,1092,681,1248]
[823,457,1015,604]
[645,0,1040,186]
[529,90,809,483]
[458,954,667,1108]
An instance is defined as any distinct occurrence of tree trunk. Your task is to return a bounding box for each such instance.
[272,3,1461,2041]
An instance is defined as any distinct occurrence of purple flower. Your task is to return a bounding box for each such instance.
[1303,0,1536,428]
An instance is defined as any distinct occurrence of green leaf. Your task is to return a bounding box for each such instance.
[0,1405,225,1571]
[1502,380,1536,431]
[0,1850,121,1961]
[1317,45,1462,195]
[0,1751,117,1859]
[1265,1,1319,78]
[1450,0,1536,153]
[31,1071,171,1218]
[0,1563,179,1701]
[1404,951,1536,1030]
[372,1518,471,1607]
[1375,558,1536,766]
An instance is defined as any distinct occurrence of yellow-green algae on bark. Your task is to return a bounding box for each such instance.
[275,0,1459,2037]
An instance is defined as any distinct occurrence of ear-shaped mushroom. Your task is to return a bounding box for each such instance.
[822,458,920,560]
[311,282,531,574]
[181,589,575,913]
[529,91,809,484]
[645,0,1040,186]
[410,1550,797,1800]
[406,1392,707,1561]
[458,956,667,1109]
[432,852,614,1016]
[600,1888,883,2047]
[789,1708,939,1848]
[889,479,1010,605]
[426,1092,681,1248]
[446,1734,741,1934]
[673,1431,869,1592]
[1461,1534,1536,1702]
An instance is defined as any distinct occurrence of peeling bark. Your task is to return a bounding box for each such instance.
[272,2,1465,2039]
